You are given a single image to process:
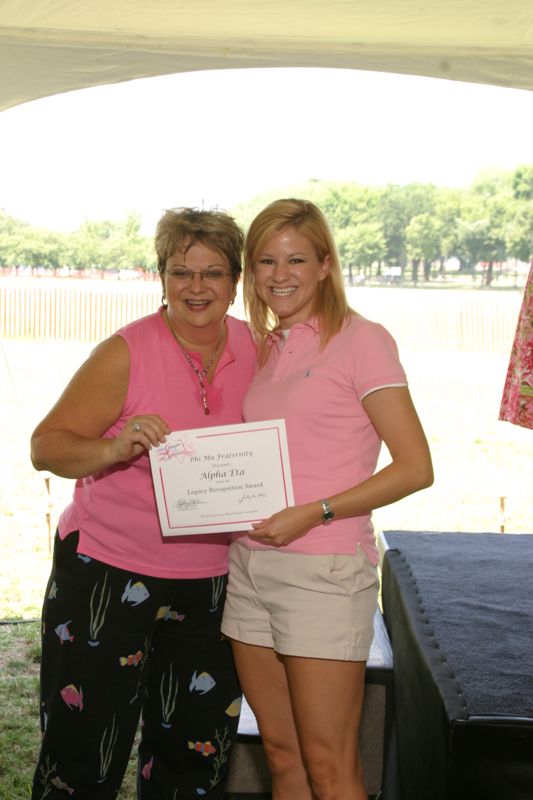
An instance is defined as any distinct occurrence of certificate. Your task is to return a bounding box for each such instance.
[149,419,294,536]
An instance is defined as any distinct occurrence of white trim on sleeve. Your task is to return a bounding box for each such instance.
[360,382,408,401]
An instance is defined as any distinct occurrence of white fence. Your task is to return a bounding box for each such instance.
[0,278,523,354]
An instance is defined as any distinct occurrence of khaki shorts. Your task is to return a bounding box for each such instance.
[221,541,379,661]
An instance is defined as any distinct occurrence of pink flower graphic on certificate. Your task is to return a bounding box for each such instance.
[157,436,196,463]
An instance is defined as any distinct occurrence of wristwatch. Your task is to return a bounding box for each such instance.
[320,498,335,525]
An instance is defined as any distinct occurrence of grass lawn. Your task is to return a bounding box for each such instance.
[0,621,138,798]
[0,623,41,799]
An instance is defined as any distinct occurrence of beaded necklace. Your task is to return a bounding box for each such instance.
[168,322,225,415]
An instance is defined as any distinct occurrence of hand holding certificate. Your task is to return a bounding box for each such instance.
[149,419,294,536]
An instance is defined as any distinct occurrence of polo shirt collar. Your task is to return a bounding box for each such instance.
[267,317,320,344]
[297,317,320,333]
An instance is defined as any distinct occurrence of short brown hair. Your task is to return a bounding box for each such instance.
[155,207,244,285]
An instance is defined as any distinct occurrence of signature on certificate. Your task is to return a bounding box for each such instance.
[174,497,207,512]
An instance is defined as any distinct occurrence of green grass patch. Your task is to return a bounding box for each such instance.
[0,622,138,798]
[0,622,40,799]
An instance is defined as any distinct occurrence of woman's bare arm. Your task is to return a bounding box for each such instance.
[248,387,434,546]
[31,335,170,478]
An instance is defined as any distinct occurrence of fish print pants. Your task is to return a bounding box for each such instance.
[32,531,242,800]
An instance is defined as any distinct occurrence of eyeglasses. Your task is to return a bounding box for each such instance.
[166,268,231,285]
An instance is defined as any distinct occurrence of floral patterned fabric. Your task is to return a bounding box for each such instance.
[499,262,533,430]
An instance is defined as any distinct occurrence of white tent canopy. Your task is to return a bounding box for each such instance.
[1,0,532,112]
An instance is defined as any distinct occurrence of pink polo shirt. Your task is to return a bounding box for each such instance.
[238,314,407,564]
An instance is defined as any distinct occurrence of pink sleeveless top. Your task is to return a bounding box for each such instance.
[59,308,256,578]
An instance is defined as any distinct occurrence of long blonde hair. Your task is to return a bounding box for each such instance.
[243,198,351,360]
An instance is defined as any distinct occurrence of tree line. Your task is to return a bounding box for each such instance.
[0,211,154,275]
[233,165,533,287]
[1,165,532,286]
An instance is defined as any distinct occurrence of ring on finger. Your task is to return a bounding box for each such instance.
[132,422,143,432]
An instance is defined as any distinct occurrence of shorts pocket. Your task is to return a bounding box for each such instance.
[329,551,378,597]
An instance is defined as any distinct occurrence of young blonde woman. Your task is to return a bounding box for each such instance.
[222,199,433,800]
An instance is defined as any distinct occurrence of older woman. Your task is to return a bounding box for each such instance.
[222,199,433,800]
[30,208,256,800]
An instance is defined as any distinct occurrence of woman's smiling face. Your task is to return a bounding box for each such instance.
[253,227,330,329]
[164,240,236,339]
